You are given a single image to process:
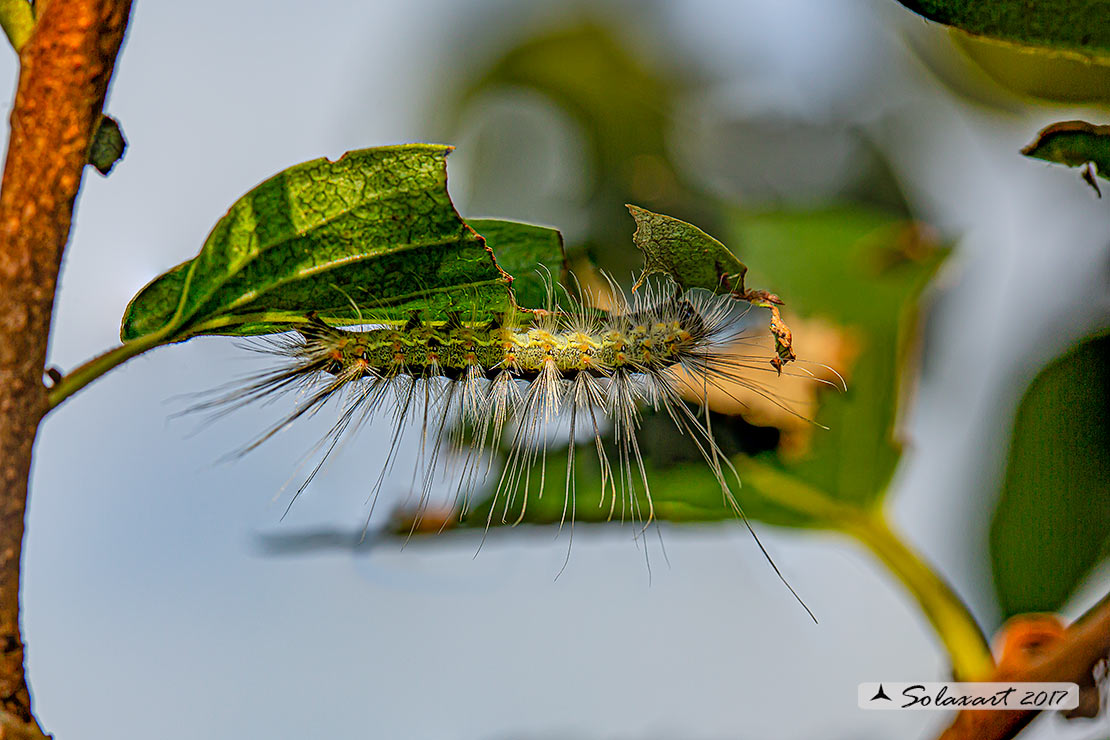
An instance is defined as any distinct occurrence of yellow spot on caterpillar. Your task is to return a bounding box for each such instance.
[529,329,557,352]
[566,331,598,350]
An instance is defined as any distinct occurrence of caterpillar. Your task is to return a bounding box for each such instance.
[199,276,836,615]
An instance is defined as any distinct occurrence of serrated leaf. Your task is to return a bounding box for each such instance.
[627,204,799,368]
[467,219,567,310]
[121,145,513,341]
[627,204,746,294]
[895,0,1110,58]
[1022,120,1110,193]
[990,331,1110,618]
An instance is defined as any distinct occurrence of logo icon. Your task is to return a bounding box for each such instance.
[870,684,892,702]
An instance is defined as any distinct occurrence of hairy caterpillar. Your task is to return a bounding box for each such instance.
[200,277,835,615]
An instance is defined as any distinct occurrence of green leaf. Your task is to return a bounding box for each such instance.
[0,0,33,52]
[1022,120,1110,193]
[627,205,799,368]
[467,219,567,310]
[121,145,514,341]
[990,331,1110,618]
[895,0,1110,57]
[627,204,746,294]
[88,114,126,176]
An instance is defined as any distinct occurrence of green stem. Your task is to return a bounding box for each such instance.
[844,512,995,681]
[47,328,171,409]
[0,0,33,51]
[57,311,410,410]
[736,458,994,681]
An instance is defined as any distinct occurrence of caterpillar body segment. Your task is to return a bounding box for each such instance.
[296,299,708,381]
[201,278,834,616]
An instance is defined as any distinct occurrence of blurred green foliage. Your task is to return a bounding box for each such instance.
[991,332,1110,618]
[896,0,1110,57]
[894,0,1110,182]
[726,209,946,518]
[451,21,715,276]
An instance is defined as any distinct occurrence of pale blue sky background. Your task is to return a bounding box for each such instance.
[2,1,1108,738]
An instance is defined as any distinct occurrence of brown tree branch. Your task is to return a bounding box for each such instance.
[0,0,131,735]
[937,593,1110,740]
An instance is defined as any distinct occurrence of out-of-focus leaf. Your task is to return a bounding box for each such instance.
[627,204,746,294]
[446,433,861,534]
[88,114,126,176]
[990,332,1110,618]
[950,33,1110,104]
[451,447,732,532]
[683,118,915,214]
[456,22,676,189]
[121,145,514,341]
[894,1,1110,58]
[723,208,947,518]
[1022,121,1110,193]
[468,219,567,310]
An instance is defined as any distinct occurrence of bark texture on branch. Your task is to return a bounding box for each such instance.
[0,0,131,732]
